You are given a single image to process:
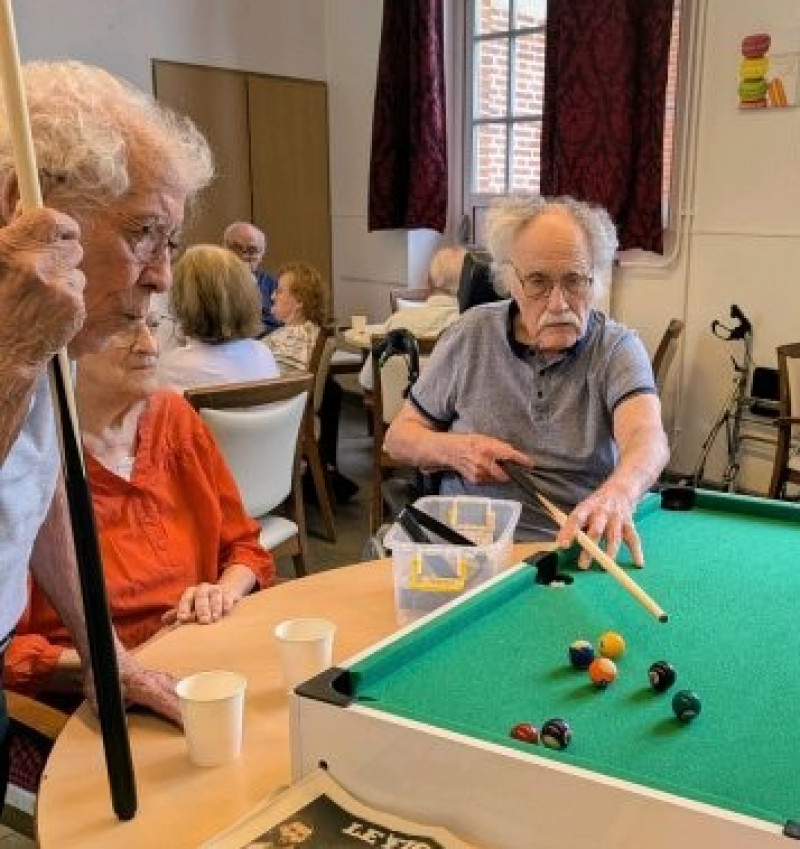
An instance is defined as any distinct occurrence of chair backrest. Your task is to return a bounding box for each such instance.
[777,342,800,423]
[458,249,501,312]
[370,333,438,428]
[185,374,312,518]
[306,324,336,415]
[651,318,684,394]
[389,287,432,313]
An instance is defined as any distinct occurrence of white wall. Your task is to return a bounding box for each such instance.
[615,0,800,491]
[14,0,326,87]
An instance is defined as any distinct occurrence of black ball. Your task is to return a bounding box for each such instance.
[648,660,676,693]
[540,717,572,751]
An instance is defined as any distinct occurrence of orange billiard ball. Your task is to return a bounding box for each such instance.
[588,657,618,688]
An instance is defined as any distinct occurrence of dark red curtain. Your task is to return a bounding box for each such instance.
[540,0,675,253]
[368,0,447,233]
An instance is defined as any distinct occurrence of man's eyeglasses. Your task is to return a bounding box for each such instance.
[227,242,264,259]
[506,261,592,301]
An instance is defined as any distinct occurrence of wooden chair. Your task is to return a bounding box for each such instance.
[651,318,685,394]
[768,342,800,499]
[301,326,338,542]
[389,287,431,313]
[369,333,438,534]
[1,693,69,837]
[185,373,312,577]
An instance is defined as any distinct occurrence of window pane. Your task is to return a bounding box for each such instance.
[510,121,541,192]
[473,123,507,194]
[512,32,546,117]
[474,38,509,119]
[474,0,509,36]
[514,0,546,29]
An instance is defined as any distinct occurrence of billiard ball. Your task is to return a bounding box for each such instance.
[509,722,539,744]
[541,717,572,750]
[648,660,677,693]
[672,689,702,723]
[598,631,626,659]
[568,639,595,669]
[588,657,618,688]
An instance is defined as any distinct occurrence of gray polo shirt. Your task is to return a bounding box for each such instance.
[409,302,656,540]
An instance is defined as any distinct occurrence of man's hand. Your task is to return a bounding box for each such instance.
[161,582,244,627]
[448,434,532,484]
[84,651,181,726]
[0,208,85,366]
[556,484,644,570]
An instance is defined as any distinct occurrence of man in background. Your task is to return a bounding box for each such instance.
[223,220,282,334]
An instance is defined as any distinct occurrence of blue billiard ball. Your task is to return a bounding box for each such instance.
[672,689,702,723]
[649,660,677,693]
[541,717,572,750]
[568,640,595,669]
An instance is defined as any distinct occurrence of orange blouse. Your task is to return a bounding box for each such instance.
[5,391,275,695]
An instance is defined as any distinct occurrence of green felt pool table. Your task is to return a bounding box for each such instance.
[292,489,800,849]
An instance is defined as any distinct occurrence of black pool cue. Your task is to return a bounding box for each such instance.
[0,1,137,819]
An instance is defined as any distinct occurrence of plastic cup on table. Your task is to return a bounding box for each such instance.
[176,670,247,767]
[350,315,367,334]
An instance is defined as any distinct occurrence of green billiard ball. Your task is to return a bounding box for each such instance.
[672,689,701,723]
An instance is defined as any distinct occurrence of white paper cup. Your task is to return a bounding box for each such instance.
[350,314,367,333]
[274,617,335,691]
[176,670,247,767]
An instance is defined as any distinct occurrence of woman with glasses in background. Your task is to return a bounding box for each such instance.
[384,195,669,561]
[6,315,275,704]
[159,244,279,391]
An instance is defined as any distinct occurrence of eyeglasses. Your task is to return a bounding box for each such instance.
[506,261,593,301]
[227,242,264,259]
[119,217,182,266]
[108,314,162,348]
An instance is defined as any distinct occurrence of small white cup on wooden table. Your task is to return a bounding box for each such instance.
[274,617,336,691]
[176,670,247,767]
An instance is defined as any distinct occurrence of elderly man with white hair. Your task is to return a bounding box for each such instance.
[0,59,213,791]
[385,195,668,563]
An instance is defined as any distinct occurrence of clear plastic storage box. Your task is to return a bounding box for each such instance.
[384,496,522,624]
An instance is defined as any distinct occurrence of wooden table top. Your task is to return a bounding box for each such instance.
[37,545,543,847]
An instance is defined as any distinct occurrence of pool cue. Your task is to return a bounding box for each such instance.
[0,0,137,820]
[501,462,669,623]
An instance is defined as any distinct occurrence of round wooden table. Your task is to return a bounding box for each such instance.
[37,546,543,847]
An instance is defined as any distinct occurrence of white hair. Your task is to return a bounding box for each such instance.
[485,195,618,302]
[0,61,213,208]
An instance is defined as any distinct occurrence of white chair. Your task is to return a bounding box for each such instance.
[185,374,312,577]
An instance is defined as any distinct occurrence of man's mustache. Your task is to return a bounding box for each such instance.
[537,311,582,331]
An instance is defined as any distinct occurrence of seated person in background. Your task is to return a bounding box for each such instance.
[265,263,358,503]
[359,246,463,391]
[264,262,325,372]
[384,195,669,564]
[159,244,279,391]
[5,316,275,701]
[224,220,282,334]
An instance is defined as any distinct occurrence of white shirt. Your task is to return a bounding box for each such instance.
[359,294,460,391]
[0,376,60,636]
[159,338,279,392]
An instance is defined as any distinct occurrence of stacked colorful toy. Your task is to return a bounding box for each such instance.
[738,33,771,109]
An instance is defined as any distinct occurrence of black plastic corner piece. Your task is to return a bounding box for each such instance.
[525,551,574,586]
[295,667,353,707]
[783,820,800,839]
[660,485,696,511]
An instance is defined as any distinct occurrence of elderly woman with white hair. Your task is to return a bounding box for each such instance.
[384,195,668,562]
[0,59,213,775]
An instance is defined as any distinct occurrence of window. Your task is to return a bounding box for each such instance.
[462,0,683,245]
